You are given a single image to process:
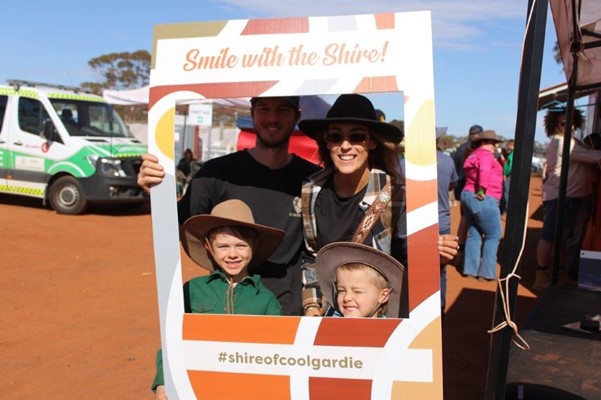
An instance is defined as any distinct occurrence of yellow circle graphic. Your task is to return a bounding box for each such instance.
[404,99,437,166]
[155,108,175,160]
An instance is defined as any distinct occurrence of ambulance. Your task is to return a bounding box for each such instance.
[0,80,148,214]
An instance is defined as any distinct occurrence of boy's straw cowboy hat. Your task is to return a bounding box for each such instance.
[182,199,284,271]
[316,241,405,318]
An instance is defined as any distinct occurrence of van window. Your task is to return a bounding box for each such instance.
[0,95,7,134]
[50,99,133,138]
[18,97,50,136]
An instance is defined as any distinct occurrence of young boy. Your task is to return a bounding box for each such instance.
[152,199,285,399]
[316,242,405,318]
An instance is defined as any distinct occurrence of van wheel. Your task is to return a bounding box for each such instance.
[49,176,89,214]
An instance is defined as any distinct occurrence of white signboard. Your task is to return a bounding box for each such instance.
[188,103,213,126]
[149,11,441,400]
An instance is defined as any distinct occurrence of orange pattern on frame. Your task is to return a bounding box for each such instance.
[309,377,372,400]
[148,81,278,108]
[375,13,396,30]
[392,318,443,398]
[407,224,441,311]
[188,370,291,400]
[354,76,399,93]
[183,314,299,344]
[241,18,309,35]
[405,179,438,212]
[314,318,401,347]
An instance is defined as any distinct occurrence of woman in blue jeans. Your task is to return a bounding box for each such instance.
[460,130,504,280]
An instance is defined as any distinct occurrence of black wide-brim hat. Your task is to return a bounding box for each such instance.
[316,242,405,318]
[298,94,403,144]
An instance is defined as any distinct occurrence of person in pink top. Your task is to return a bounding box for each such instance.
[460,130,504,280]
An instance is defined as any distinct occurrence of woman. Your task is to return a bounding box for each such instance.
[534,108,585,290]
[460,130,504,281]
[298,94,457,316]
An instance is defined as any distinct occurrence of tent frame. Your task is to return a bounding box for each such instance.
[484,0,601,398]
[483,0,548,397]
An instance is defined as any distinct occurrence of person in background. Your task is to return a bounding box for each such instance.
[532,108,601,291]
[561,132,601,282]
[452,124,483,265]
[461,130,504,281]
[534,108,585,290]
[175,148,200,196]
[500,139,515,215]
[152,199,284,400]
[316,242,404,318]
[436,130,458,316]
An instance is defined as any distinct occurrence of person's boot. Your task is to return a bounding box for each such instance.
[533,267,551,291]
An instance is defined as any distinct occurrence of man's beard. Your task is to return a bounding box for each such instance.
[255,130,292,150]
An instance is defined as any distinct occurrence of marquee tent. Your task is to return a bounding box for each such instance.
[102,86,150,105]
[486,1,601,398]
[102,85,252,113]
[551,0,601,91]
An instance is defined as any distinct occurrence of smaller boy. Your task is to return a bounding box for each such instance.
[152,199,285,399]
[316,242,405,318]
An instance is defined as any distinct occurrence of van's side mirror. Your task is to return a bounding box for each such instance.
[43,120,57,141]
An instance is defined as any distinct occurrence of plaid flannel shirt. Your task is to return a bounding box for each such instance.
[300,167,405,313]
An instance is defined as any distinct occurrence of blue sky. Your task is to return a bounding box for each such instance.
[0,0,568,143]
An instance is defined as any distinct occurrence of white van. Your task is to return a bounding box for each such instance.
[0,80,148,214]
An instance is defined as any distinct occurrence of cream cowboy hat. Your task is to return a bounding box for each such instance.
[182,199,285,272]
[316,242,405,318]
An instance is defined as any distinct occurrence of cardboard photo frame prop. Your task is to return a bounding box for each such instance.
[149,12,442,399]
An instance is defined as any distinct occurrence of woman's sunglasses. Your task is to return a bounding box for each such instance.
[324,131,370,144]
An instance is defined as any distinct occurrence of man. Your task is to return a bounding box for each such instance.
[138,96,321,315]
[436,130,458,317]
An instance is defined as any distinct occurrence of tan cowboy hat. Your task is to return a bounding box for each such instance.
[298,94,403,144]
[471,130,501,144]
[316,242,405,318]
[182,199,285,272]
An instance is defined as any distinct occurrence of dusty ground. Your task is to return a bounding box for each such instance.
[1,177,545,400]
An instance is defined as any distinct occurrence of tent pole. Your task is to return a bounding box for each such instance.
[482,0,547,398]
[550,0,580,282]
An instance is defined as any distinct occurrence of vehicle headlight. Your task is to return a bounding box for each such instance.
[87,155,126,177]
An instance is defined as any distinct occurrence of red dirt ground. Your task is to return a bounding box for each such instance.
[1,177,545,400]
